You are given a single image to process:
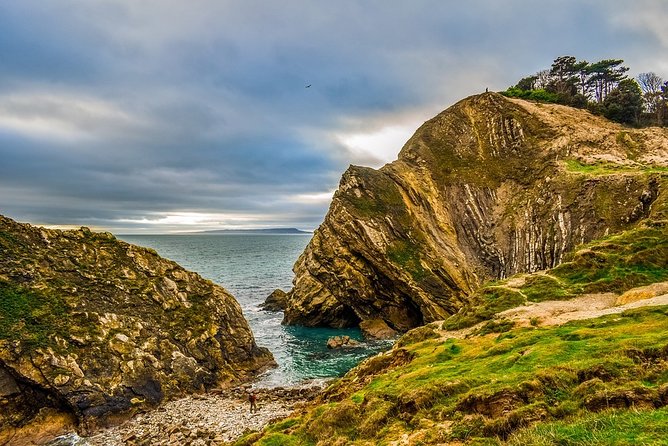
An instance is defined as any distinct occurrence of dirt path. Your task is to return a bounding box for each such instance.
[436,282,668,339]
[499,292,668,327]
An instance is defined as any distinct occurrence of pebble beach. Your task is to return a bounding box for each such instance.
[48,385,323,446]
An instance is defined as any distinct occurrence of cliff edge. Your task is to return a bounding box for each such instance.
[283,93,668,332]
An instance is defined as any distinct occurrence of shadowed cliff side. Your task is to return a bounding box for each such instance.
[0,215,274,442]
[283,93,668,332]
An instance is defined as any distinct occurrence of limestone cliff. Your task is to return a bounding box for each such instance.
[0,215,274,440]
[283,93,668,331]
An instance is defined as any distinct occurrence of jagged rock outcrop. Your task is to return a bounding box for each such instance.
[283,93,668,331]
[0,215,274,441]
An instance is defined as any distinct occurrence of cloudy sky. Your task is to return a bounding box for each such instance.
[1,1,667,233]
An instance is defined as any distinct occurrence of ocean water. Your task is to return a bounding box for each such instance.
[119,234,390,386]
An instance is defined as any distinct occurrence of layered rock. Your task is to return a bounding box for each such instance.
[0,215,274,440]
[284,93,668,331]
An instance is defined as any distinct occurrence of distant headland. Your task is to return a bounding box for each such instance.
[195,228,312,235]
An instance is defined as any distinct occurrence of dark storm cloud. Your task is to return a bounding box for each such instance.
[1,0,667,232]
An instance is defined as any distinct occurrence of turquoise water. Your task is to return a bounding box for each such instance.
[119,234,390,385]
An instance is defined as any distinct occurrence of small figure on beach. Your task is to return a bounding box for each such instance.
[249,390,258,413]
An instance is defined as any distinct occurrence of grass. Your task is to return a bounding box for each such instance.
[551,222,668,294]
[507,407,668,445]
[519,275,573,302]
[247,306,668,445]
[442,287,525,330]
[565,159,668,175]
[387,240,427,282]
[0,280,70,350]
[340,166,406,219]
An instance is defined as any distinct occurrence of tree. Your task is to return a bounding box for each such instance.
[542,56,591,107]
[587,59,629,103]
[534,69,552,90]
[548,56,579,97]
[504,55,665,125]
[550,56,578,80]
[515,75,538,91]
[661,81,668,126]
[637,72,665,125]
[574,60,591,98]
[603,79,643,125]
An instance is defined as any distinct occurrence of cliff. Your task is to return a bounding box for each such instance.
[0,215,274,441]
[283,93,668,332]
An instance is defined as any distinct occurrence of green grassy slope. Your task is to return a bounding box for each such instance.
[235,221,668,446]
[237,307,668,446]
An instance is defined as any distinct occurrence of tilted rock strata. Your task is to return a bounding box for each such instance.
[284,93,668,331]
[0,215,274,437]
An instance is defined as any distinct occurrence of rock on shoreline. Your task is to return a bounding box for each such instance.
[259,289,288,312]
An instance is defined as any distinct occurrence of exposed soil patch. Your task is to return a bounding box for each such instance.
[498,291,668,328]
[434,285,668,341]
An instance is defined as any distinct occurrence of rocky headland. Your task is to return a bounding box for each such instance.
[283,92,668,333]
[237,92,668,445]
[0,216,274,444]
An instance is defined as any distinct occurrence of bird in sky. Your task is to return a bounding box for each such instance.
[305,84,311,88]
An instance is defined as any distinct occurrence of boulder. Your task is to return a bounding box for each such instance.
[326,336,360,349]
[359,319,398,340]
[260,289,288,312]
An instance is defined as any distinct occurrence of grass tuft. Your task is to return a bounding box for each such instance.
[565,159,668,175]
[507,407,668,446]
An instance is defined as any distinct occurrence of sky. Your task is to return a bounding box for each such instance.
[1,1,667,234]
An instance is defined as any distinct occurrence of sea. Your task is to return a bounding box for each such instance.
[118,233,391,386]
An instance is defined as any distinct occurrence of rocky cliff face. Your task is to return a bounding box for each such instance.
[0,215,274,440]
[283,93,668,332]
